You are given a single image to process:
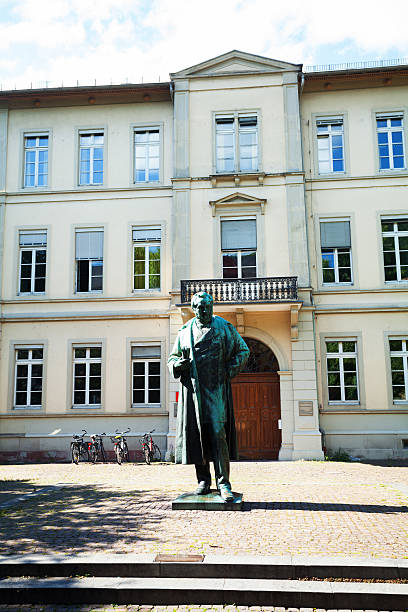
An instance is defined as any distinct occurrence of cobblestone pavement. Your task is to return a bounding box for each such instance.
[0,461,407,558]
[0,606,405,612]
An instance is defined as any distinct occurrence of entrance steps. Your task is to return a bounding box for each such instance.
[0,554,407,608]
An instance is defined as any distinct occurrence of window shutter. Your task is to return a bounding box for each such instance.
[320,221,351,248]
[132,227,161,242]
[19,231,47,246]
[131,346,161,358]
[76,231,104,259]
[221,219,257,250]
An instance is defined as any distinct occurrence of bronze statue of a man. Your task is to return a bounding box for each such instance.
[168,291,249,502]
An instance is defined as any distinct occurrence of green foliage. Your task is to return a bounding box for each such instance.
[325,448,352,462]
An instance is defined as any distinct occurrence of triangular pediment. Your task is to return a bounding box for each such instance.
[171,50,302,79]
[209,191,267,215]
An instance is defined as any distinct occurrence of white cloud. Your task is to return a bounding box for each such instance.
[1,0,408,88]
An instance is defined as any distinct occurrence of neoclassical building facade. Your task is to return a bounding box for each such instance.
[0,51,406,461]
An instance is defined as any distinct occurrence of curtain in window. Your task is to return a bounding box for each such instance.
[221,219,257,250]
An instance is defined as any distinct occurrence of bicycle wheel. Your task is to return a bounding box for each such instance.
[71,445,80,464]
[81,446,90,462]
[123,442,129,462]
[144,445,151,465]
[90,445,97,464]
[115,445,122,465]
[152,443,161,462]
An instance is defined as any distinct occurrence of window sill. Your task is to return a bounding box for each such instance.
[377,169,407,176]
[13,406,42,411]
[17,293,47,297]
[132,289,162,296]
[74,291,104,296]
[384,280,408,285]
[71,405,102,410]
[393,400,408,405]
[321,283,353,288]
[133,181,161,187]
[77,184,104,189]
[328,401,360,406]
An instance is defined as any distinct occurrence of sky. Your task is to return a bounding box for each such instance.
[1,0,408,90]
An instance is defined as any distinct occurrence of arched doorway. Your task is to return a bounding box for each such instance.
[232,338,281,459]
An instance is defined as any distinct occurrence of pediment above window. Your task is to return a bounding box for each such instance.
[209,192,266,216]
[171,50,302,79]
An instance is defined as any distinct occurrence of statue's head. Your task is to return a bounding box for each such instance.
[191,291,213,325]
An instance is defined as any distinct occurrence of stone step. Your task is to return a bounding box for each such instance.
[0,554,407,581]
[0,576,407,608]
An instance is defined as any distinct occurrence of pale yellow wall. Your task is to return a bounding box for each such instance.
[301,85,408,177]
[6,101,173,191]
[2,194,172,300]
[0,317,169,417]
[189,75,286,177]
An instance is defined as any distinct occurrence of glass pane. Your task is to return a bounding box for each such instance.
[327,358,339,371]
[394,156,404,169]
[401,266,408,280]
[328,387,341,401]
[377,119,387,128]
[223,267,238,279]
[89,377,101,390]
[31,364,43,377]
[391,356,404,370]
[133,390,144,403]
[30,392,42,405]
[382,236,395,250]
[15,392,27,405]
[74,391,86,404]
[74,348,86,359]
[338,268,351,282]
[384,251,396,265]
[31,349,43,360]
[241,266,257,278]
[392,371,405,385]
[89,391,101,404]
[241,251,256,266]
[133,362,144,375]
[21,250,33,264]
[91,275,103,291]
[75,363,86,376]
[377,132,388,144]
[74,377,86,390]
[90,363,101,376]
[333,160,344,172]
[223,253,238,267]
[323,269,335,283]
[397,221,408,231]
[380,157,390,169]
[19,279,31,292]
[337,252,350,267]
[17,351,29,361]
[344,373,357,386]
[399,236,408,250]
[16,378,28,391]
[134,261,145,275]
[149,274,160,289]
[326,341,339,352]
[392,386,406,400]
[148,389,160,403]
[384,266,397,281]
[345,387,358,401]
[148,375,160,389]
[134,246,146,260]
[327,372,340,386]
[34,277,45,292]
[20,264,32,279]
[342,341,356,352]
[149,361,160,375]
[38,136,48,146]
[389,339,403,352]
[31,377,42,391]
[343,358,357,371]
[391,118,402,127]
[90,347,101,358]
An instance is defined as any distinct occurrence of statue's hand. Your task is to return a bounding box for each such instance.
[175,357,191,372]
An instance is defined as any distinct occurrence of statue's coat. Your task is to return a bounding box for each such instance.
[168,315,249,465]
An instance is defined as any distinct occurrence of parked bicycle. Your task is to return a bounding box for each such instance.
[141,430,161,464]
[88,432,107,463]
[111,428,130,465]
[71,430,89,464]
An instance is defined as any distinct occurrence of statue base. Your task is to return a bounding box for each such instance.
[172,490,243,511]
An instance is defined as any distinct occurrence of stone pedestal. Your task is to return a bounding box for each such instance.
[172,490,243,511]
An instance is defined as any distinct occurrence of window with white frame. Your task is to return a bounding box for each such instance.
[18,230,47,294]
[389,338,408,402]
[221,218,257,279]
[79,132,104,185]
[24,134,48,187]
[381,218,408,282]
[316,118,344,173]
[377,115,405,170]
[73,346,102,406]
[134,128,160,182]
[320,220,352,284]
[215,114,258,173]
[132,226,161,290]
[75,229,104,292]
[14,347,43,408]
[326,340,359,403]
[131,345,160,405]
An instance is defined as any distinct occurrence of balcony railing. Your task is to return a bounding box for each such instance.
[180,277,298,304]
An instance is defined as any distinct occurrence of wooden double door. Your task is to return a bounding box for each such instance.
[231,372,281,459]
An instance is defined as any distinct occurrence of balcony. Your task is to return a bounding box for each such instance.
[180,276,298,305]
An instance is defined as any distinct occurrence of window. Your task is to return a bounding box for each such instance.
[381,218,408,282]
[389,338,408,402]
[221,218,257,278]
[24,134,48,187]
[326,340,359,403]
[316,118,344,173]
[14,347,43,408]
[79,132,104,185]
[18,230,47,294]
[75,230,104,292]
[73,347,102,406]
[134,128,160,182]
[132,226,161,290]
[131,345,160,405]
[377,115,405,170]
[320,220,352,284]
[215,114,258,173]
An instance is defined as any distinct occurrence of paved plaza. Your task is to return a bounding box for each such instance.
[0,460,407,559]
